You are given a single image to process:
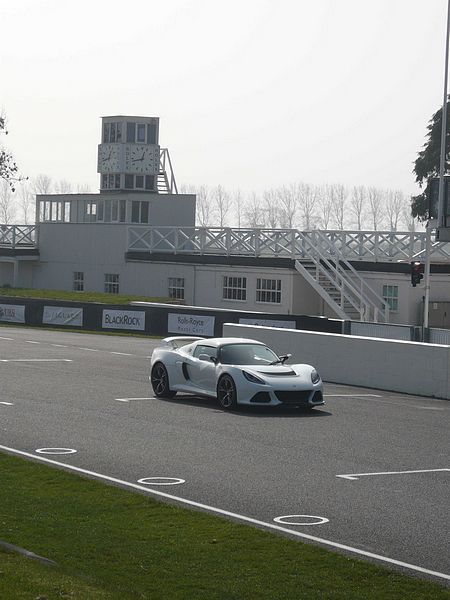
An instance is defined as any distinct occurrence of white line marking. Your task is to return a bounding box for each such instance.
[138,477,185,486]
[0,359,73,363]
[0,444,448,582]
[274,515,329,526]
[25,340,40,344]
[110,351,133,356]
[0,402,13,406]
[324,394,382,398]
[51,344,68,348]
[115,397,155,402]
[78,347,99,352]
[0,336,13,340]
[35,448,77,455]
[336,468,450,481]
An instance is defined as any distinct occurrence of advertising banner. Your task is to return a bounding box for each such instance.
[0,304,25,324]
[102,309,145,331]
[43,306,83,327]
[239,318,296,329]
[168,313,215,336]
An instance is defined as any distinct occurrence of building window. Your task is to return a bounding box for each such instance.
[168,277,185,300]
[124,174,155,191]
[73,272,84,292]
[382,285,399,311]
[131,201,149,224]
[126,121,158,144]
[256,278,281,303]
[110,199,126,222]
[103,122,122,143]
[101,174,121,190]
[104,273,119,294]
[85,201,97,216]
[223,276,247,301]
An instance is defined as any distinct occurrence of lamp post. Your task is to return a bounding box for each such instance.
[437,0,450,231]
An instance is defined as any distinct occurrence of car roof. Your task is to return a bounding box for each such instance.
[195,337,265,348]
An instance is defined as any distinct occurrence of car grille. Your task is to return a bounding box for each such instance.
[275,390,312,405]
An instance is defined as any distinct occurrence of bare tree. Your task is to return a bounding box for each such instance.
[367,186,384,231]
[401,198,417,232]
[299,182,318,230]
[263,188,279,229]
[76,183,91,193]
[213,185,232,227]
[18,181,35,224]
[196,185,215,227]
[54,179,72,194]
[329,183,347,230]
[385,189,404,231]
[278,183,299,228]
[243,192,264,228]
[31,174,52,194]
[231,189,244,228]
[0,179,16,223]
[317,185,333,229]
[350,186,366,230]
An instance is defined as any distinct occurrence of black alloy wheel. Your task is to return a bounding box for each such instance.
[217,374,238,411]
[151,363,177,398]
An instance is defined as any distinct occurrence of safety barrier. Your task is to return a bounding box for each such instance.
[222,323,450,400]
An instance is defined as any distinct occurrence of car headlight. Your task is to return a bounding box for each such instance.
[311,369,321,384]
[242,370,266,384]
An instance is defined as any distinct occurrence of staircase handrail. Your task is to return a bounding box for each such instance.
[306,230,390,322]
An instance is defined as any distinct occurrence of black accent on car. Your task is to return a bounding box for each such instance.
[250,392,272,403]
[312,390,324,403]
[182,362,190,380]
[258,370,296,377]
[274,390,312,405]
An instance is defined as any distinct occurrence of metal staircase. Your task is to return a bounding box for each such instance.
[295,230,390,322]
[157,148,178,194]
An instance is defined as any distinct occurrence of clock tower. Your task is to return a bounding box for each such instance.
[97,116,160,193]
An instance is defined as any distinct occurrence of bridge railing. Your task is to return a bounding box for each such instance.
[127,227,450,263]
[0,225,38,248]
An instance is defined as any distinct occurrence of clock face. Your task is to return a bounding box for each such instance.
[124,144,159,174]
[98,144,120,173]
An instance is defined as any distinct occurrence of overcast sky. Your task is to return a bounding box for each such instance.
[0,0,448,197]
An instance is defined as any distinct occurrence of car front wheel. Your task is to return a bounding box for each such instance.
[217,374,238,411]
[151,363,177,398]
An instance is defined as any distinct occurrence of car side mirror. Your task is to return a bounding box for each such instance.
[280,353,292,364]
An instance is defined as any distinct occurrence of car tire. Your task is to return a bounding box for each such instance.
[217,374,238,411]
[151,363,177,398]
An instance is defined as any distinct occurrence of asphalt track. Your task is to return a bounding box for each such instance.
[0,326,449,584]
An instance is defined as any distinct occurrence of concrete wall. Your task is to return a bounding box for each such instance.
[222,323,450,400]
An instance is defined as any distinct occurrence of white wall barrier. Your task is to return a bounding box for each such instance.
[223,323,450,400]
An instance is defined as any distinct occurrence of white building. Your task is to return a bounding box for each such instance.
[1,115,450,328]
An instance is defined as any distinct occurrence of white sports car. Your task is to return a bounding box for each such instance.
[150,336,324,411]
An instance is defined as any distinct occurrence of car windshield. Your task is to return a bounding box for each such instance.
[219,343,279,365]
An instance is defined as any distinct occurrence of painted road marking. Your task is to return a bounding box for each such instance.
[138,477,185,486]
[336,468,450,481]
[25,340,40,344]
[115,397,155,402]
[0,359,73,363]
[324,394,382,397]
[327,394,447,410]
[35,448,77,455]
[0,444,448,583]
[110,351,133,356]
[51,344,68,348]
[78,347,99,352]
[0,336,13,340]
[274,515,329,526]
[0,402,13,406]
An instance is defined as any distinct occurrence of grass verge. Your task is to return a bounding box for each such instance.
[0,452,449,599]
[0,286,174,305]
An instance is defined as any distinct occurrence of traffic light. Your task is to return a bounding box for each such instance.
[410,261,424,287]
